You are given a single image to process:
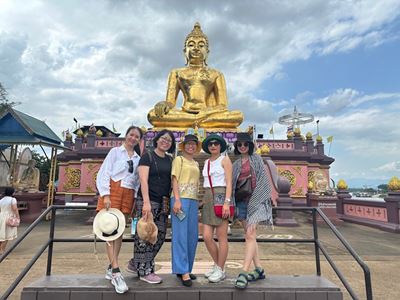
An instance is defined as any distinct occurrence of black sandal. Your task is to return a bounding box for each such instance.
[247,267,265,281]
[234,273,249,289]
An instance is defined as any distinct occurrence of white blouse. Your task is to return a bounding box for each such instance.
[96,145,140,197]
[203,155,226,188]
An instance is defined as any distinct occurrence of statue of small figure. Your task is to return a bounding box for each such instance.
[16,159,40,192]
[147,22,243,129]
[314,171,329,195]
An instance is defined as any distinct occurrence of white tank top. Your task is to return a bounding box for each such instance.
[203,155,226,187]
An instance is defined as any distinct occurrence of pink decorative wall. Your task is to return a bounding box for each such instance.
[344,204,388,222]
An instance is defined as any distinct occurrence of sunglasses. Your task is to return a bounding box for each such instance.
[127,160,133,173]
[237,142,249,147]
[208,141,220,147]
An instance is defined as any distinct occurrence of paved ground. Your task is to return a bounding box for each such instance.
[1,210,400,299]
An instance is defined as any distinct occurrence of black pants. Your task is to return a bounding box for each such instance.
[129,198,167,276]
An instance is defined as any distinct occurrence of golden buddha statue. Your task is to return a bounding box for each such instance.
[147,22,243,129]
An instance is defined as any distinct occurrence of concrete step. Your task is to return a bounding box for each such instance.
[21,274,342,300]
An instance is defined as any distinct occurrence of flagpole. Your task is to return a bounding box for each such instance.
[328,141,332,156]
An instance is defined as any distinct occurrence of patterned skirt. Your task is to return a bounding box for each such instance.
[201,187,227,226]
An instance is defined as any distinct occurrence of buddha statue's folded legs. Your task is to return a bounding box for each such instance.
[148,107,243,129]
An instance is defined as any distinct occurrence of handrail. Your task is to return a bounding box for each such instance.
[0,205,372,300]
[315,208,373,300]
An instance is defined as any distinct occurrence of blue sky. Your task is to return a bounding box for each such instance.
[0,0,400,187]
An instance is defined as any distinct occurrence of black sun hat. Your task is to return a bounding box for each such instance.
[202,134,227,154]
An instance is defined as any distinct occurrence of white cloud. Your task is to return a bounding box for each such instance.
[374,161,400,172]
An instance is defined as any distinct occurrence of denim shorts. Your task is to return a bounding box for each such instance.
[235,200,248,221]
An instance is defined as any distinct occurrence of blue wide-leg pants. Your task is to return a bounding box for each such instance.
[171,197,199,274]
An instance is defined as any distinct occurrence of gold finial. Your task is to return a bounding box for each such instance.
[388,176,400,192]
[185,22,209,48]
[306,132,313,140]
[308,181,314,191]
[294,127,301,136]
[76,128,84,138]
[337,179,348,190]
[65,130,73,141]
[287,131,294,140]
[316,135,323,143]
[140,126,147,134]
[96,129,103,137]
[260,144,270,155]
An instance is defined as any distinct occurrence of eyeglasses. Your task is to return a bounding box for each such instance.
[127,160,133,173]
[238,142,249,147]
[160,136,173,144]
[208,141,220,147]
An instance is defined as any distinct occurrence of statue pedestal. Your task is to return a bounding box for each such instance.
[15,192,46,223]
[307,193,343,225]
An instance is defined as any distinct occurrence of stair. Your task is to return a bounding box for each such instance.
[21,274,342,300]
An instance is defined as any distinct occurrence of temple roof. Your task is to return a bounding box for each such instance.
[0,107,68,149]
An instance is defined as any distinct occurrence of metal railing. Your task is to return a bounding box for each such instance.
[0,205,372,300]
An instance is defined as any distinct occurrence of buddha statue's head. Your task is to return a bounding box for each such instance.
[184,22,209,66]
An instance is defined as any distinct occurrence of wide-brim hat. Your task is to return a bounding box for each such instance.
[236,132,253,143]
[178,134,202,153]
[202,134,227,154]
[93,208,126,242]
[137,217,158,245]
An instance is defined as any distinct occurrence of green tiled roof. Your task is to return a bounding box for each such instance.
[13,109,62,143]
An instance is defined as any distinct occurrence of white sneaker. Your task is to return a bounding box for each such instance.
[105,267,112,280]
[208,266,226,283]
[204,264,217,278]
[111,272,129,294]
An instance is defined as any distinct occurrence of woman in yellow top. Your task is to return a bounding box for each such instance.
[171,134,201,287]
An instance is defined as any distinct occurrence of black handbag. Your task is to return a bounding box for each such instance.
[235,176,253,200]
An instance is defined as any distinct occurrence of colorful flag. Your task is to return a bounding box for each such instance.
[327,136,333,143]
[287,125,294,133]
[269,126,274,135]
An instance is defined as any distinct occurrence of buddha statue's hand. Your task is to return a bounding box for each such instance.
[154,101,174,117]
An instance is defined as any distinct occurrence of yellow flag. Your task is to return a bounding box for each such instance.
[327,136,333,143]
[269,126,274,134]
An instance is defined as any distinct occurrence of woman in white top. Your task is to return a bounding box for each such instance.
[0,187,20,255]
[96,125,143,294]
[201,134,233,283]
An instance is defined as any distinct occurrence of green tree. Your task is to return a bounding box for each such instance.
[0,82,20,114]
[377,184,388,192]
[31,150,58,191]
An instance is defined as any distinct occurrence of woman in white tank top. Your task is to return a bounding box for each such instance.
[200,134,233,283]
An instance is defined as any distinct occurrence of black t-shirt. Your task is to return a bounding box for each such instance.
[138,151,172,203]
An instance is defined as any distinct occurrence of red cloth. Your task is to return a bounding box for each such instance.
[97,180,134,214]
[238,159,256,189]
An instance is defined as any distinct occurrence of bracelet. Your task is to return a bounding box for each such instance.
[224,198,231,203]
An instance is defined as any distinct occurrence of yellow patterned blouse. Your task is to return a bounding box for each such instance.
[171,156,200,200]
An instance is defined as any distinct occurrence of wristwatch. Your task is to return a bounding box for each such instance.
[224,198,231,204]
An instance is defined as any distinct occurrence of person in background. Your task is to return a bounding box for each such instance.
[127,129,176,284]
[201,134,233,283]
[0,187,20,255]
[232,132,273,289]
[171,134,201,286]
[96,125,143,294]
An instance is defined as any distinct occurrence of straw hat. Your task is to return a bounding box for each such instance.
[93,208,126,242]
[137,217,158,245]
[178,134,201,153]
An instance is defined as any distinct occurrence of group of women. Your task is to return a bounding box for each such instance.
[95,126,273,294]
